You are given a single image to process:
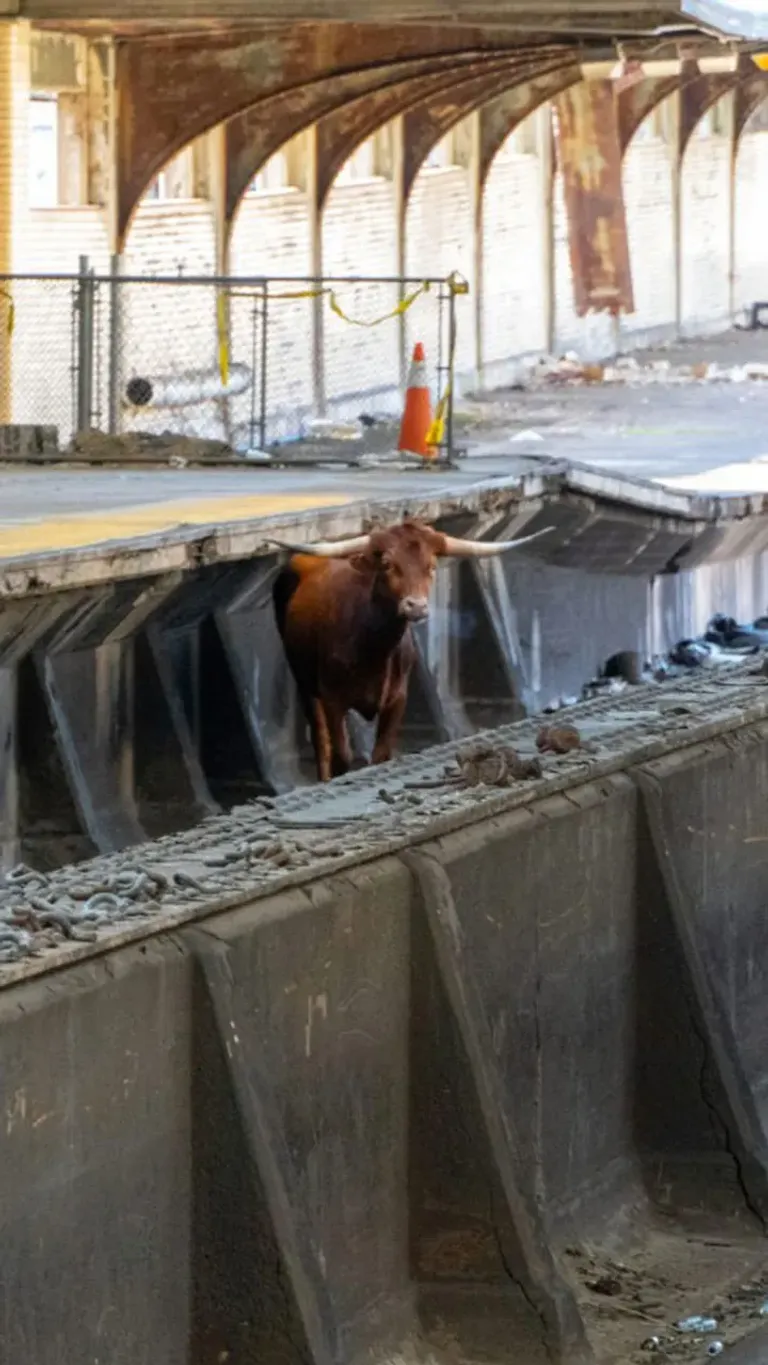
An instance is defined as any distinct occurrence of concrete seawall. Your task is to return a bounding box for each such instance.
[3,670,768,1363]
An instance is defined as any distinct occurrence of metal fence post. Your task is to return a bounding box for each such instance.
[75,254,95,433]
[107,251,123,435]
[260,282,268,450]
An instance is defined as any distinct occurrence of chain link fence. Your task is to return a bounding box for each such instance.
[0,264,464,455]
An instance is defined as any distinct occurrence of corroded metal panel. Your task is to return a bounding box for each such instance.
[313,65,486,210]
[678,68,736,154]
[477,62,580,186]
[401,51,569,196]
[554,79,634,316]
[224,55,484,223]
[616,75,680,152]
[115,22,526,240]
[733,67,768,139]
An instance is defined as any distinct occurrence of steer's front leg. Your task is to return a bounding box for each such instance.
[371,688,408,765]
[322,696,354,779]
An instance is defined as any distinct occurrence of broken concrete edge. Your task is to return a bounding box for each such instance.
[0,456,752,600]
[723,1319,768,1360]
[2,663,767,990]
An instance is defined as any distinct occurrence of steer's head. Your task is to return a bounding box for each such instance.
[269,518,553,624]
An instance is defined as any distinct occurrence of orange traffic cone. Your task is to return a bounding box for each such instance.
[399,342,436,460]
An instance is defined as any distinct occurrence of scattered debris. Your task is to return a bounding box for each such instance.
[536,723,582,754]
[641,1337,662,1352]
[676,1317,718,1334]
[588,1274,623,1297]
[544,611,768,718]
[510,428,545,443]
[66,429,239,464]
[452,741,542,787]
[512,349,768,391]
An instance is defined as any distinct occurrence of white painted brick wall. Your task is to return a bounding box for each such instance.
[8,94,768,444]
[482,148,547,379]
[734,130,768,309]
[680,135,730,332]
[12,208,110,434]
[405,166,473,394]
[21,208,109,273]
[620,137,676,340]
[230,189,312,442]
[322,178,400,416]
[119,201,220,439]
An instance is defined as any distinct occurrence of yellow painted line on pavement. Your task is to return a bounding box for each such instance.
[0,491,353,559]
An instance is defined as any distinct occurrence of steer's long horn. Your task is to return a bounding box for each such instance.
[266,534,371,557]
[440,525,554,557]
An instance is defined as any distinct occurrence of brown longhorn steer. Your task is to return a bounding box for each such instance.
[270,517,551,782]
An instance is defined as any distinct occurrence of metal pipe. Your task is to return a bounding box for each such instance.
[124,362,252,411]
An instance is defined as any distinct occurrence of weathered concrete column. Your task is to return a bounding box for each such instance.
[0,21,30,422]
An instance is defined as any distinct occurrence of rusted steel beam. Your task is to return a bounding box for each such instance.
[617,75,680,152]
[313,65,493,212]
[401,54,574,199]
[553,79,634,316]
[477,62,581,188]
[678,66,737,156]
[734,68,768,141]
[116,24,559,240]
[314,53,558,210]
[223,54,488,224]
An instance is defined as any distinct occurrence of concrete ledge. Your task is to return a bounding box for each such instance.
[5,670,768,1361]
[1,456,767,599]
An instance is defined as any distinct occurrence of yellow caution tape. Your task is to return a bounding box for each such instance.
[262,279,431,327]
[226,270,469,329]
[425,384,449,449]
[220,270,470,452]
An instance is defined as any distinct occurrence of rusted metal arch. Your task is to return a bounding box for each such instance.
[225,50,566,228]
[617,67,766,161]
[477,64,768,179]
[617,75,682,151]
[476,65,581,188]
[313,55,535,212]
[678,67,737,156]
[734,69,768,141]
[221,53,512,228]
[401,57,580,199]
[317,54,578,210]
[115,24,564,239]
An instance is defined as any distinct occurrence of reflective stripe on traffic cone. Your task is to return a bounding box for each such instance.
[398,341,436,460]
